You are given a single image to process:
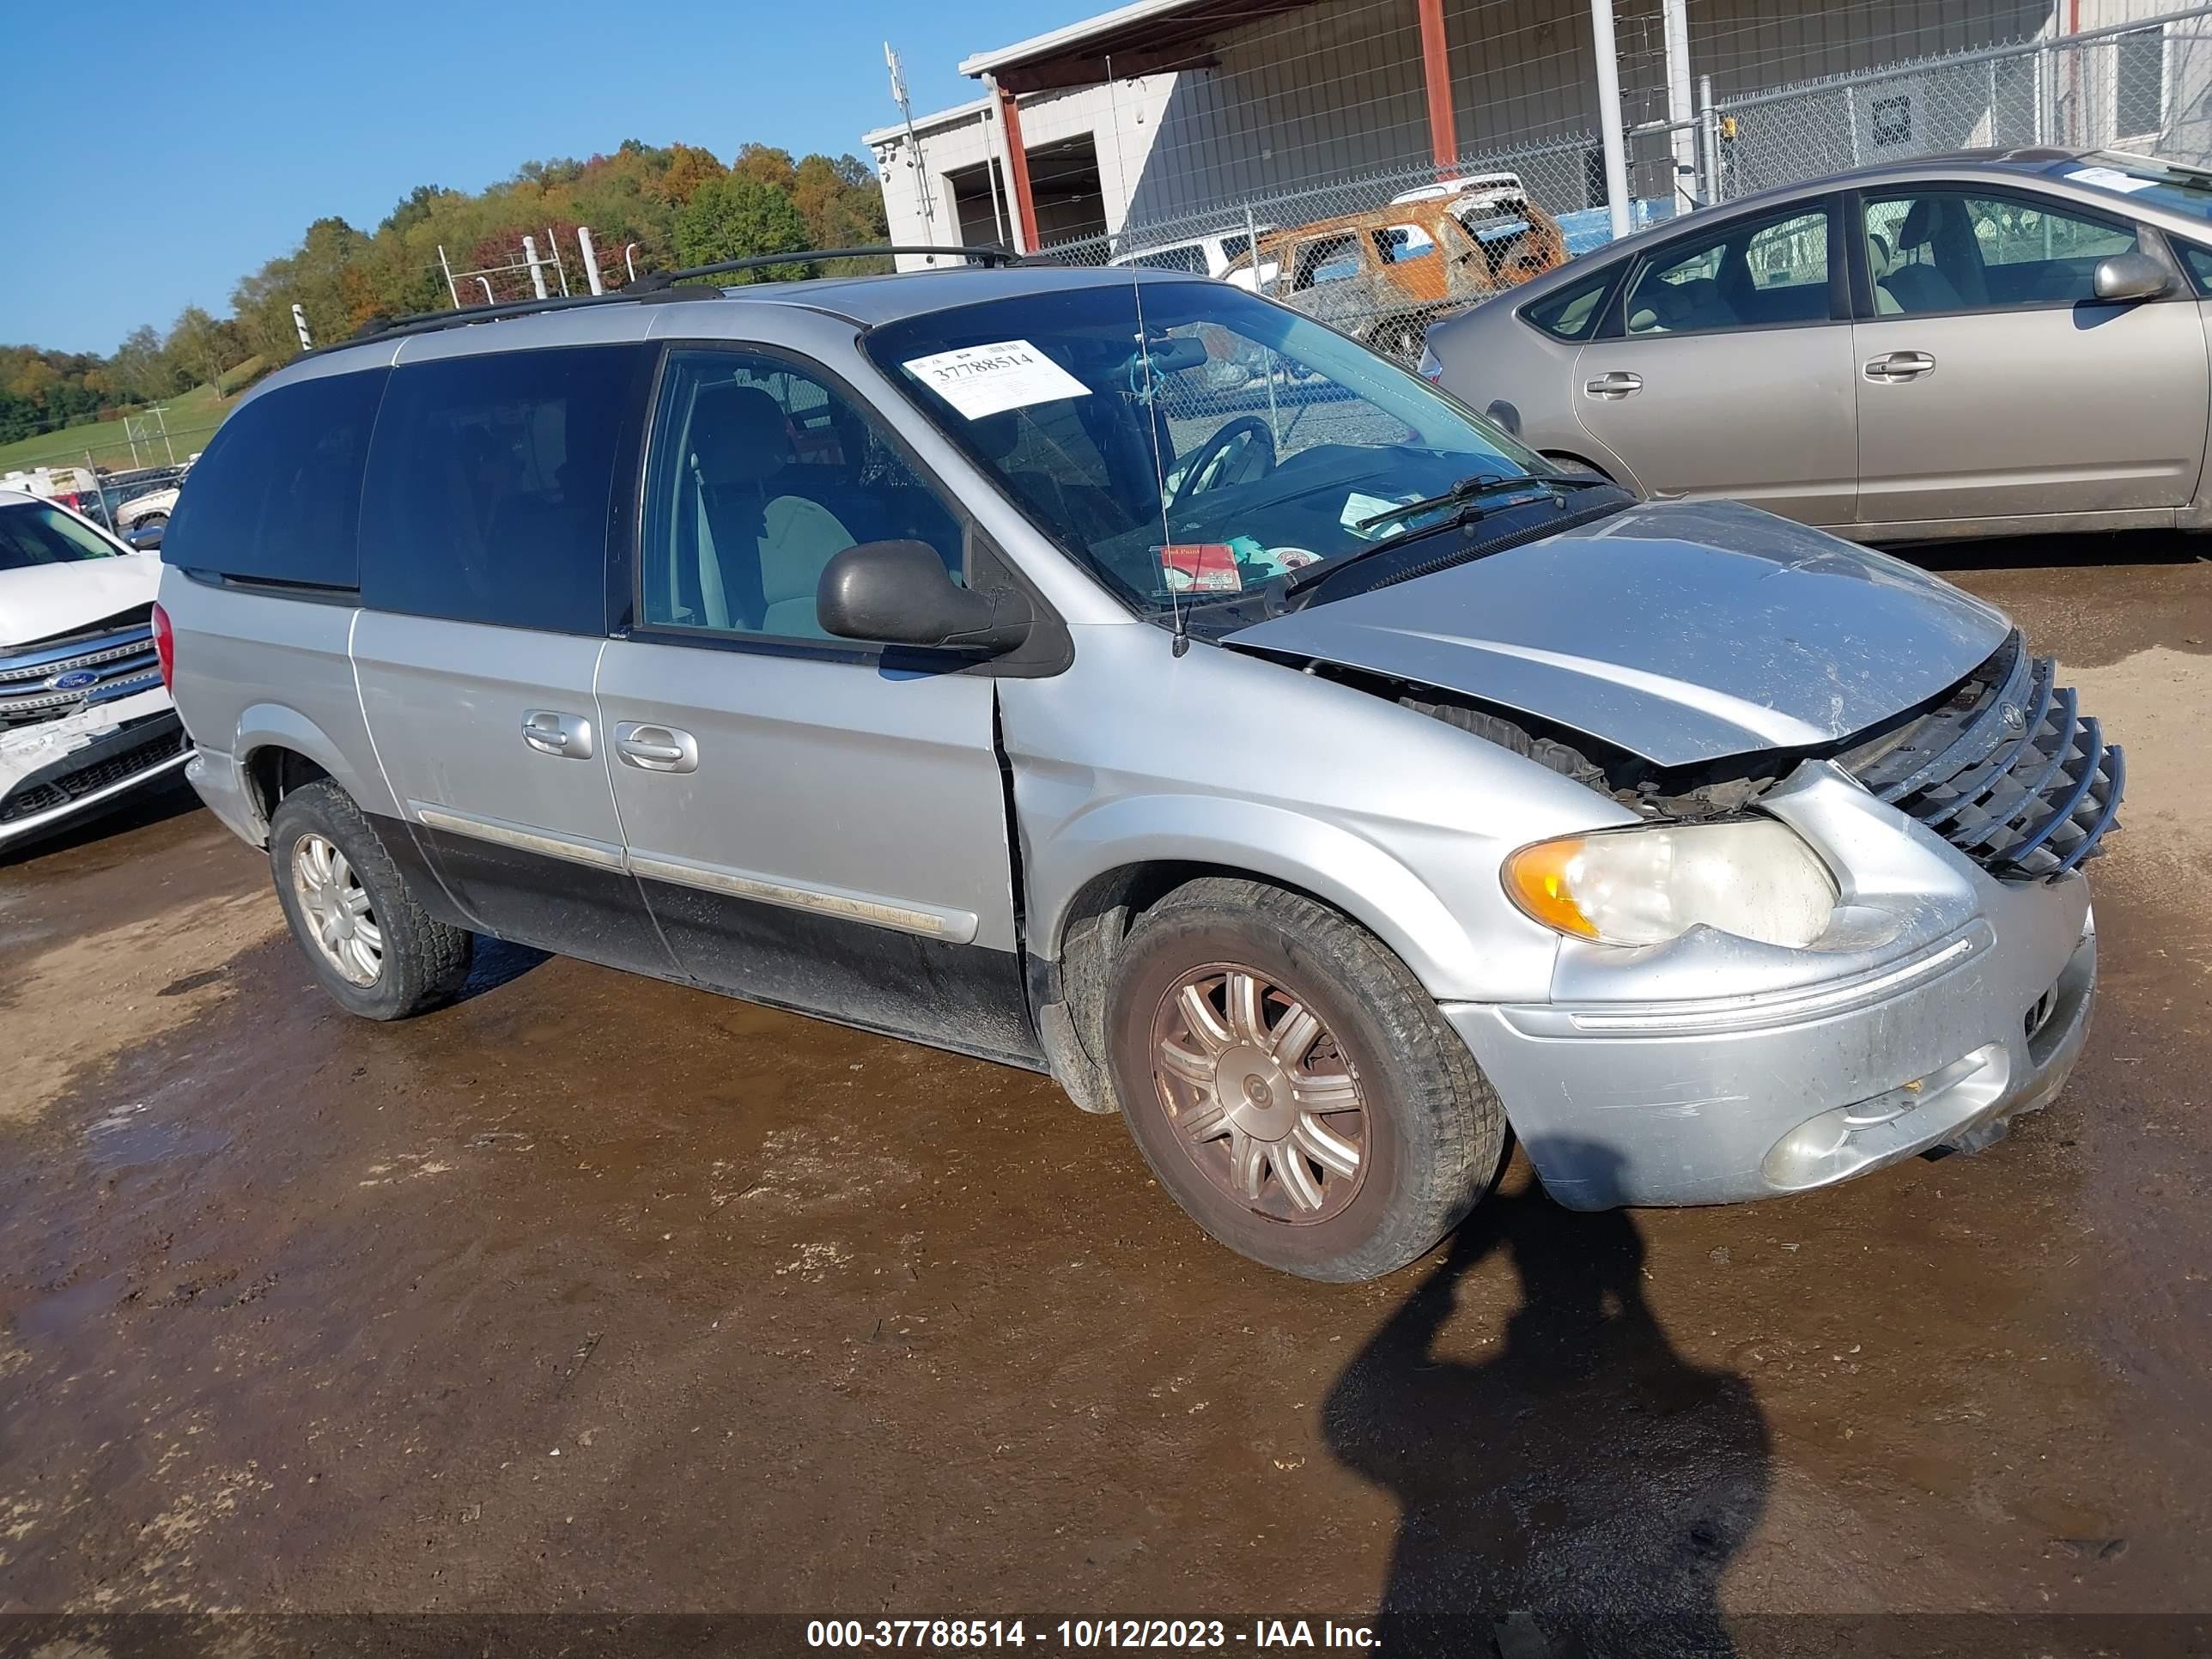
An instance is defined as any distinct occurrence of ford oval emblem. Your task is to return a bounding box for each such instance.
[46,669,100,691]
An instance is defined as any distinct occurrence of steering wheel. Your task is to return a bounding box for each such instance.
[1169,416,1277,515]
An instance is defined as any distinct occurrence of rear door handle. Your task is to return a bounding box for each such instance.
[521,709,593,759]
[1583,371,1643,398]
[616,722,699,774]
[1864,349,1936,382]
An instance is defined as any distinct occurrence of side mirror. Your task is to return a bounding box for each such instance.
[2094,250,2172,302]
[125,524,164,551]
[1484,399,1523,437]
[817,540,1030,653]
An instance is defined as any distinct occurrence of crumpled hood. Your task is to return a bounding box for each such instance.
[0,554,161,650]
[1226,499,2011,767]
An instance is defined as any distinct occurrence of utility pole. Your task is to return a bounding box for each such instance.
[291,303,313,351]
[886,43,940,259]
[1589,0,1633,243]
[578,226,606,295]
[1662,0,1696,208]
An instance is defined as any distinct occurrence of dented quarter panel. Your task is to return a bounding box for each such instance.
[1226,499,2011,765]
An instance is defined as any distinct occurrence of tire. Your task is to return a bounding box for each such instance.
[268,780,471,1020]
[137,512,167,529]
[1105,878,1504,1282]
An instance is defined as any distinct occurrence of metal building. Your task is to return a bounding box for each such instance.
[865,0,2189,263]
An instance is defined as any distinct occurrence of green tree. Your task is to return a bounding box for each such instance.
[792,152,891,271]
[161,306,231,394]
[672,175,815,279]
[380,184,447,237]
[108,325,168,402]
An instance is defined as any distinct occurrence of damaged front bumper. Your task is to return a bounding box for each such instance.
[1443,762,2096,1210]
[0,687,189,848]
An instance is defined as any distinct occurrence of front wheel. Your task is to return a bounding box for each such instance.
[1105,878,1504,1281]
[269,780,471,1020]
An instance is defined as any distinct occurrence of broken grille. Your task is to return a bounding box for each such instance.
[1851,633,2123,881]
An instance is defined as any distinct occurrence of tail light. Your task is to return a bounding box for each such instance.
[151,601,176,692]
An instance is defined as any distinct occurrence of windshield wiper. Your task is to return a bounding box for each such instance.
[1352,470,1610,532]
[1280,473,1614,602]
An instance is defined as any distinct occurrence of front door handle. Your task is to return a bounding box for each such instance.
[616,722,699,775]
[1864,349,1936,382]
[1584,371,1643,398]
[521,709,594,759]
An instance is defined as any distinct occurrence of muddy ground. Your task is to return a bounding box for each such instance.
[2,544,2208,1655]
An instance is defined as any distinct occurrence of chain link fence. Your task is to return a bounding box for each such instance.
[1710,4,2212,201]
[1028,6,2212,361]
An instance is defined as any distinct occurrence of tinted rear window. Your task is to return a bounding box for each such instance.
[357,344,646,635]
[161,368,387,588]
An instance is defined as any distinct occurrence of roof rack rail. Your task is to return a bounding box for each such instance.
[339,244,1025,351]
[628,244,1024,290]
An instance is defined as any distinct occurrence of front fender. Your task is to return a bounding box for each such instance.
[1036,793,1490,999]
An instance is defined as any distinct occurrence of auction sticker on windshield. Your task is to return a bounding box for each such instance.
[2064,165,2157,194]
[902,341,1092,420]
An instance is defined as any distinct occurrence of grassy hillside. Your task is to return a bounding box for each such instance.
[0,358,261,477]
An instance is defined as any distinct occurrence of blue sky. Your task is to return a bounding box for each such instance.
[2,0,1096,356]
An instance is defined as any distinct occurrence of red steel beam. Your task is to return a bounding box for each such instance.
[1417,0,1458,173]
[995,81,1042,254]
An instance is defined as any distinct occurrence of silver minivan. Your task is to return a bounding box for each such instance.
[157,256,2120,1281]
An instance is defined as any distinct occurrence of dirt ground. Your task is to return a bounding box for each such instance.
[2,544,2208,1656]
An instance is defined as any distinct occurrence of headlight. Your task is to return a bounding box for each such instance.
[1504,819,1838,949]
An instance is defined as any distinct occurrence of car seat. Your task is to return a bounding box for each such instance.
[686,382,856,636]
[1629,275,1729,333]
[1875,198,1979,313]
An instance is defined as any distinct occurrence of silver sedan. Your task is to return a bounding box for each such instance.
[1423,148,2212,542]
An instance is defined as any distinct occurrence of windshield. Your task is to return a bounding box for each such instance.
[2070,152,2212,222]
[0,501,124,572]
[864,280,1549,617]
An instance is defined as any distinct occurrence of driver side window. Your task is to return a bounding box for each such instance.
[1863,190,2138,314]
[639,349,963,641]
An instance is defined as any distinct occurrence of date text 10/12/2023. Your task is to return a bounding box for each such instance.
[805,1620,1381,1650]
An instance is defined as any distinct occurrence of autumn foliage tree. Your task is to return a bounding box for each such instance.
[5,138,892,448]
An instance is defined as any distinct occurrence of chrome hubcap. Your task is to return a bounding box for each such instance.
[1151,964,1367,1224]
[293,833,382,988]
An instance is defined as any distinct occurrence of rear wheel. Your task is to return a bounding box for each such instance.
[1105,878,1504,1281]
[269,780,471,1020]
[136,512,168,530]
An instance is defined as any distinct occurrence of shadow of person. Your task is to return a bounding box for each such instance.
[1324,1144,1769,1659]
